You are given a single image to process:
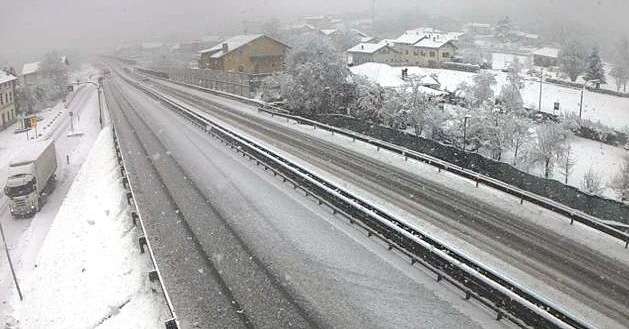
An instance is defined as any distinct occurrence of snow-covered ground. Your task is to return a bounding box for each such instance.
[3,128,168,328]
[351,62,629,130]
[0,66,108,321]
[491,52,531,71]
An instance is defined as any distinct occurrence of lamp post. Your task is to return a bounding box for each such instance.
[579,79,600,121]
[462,114,472,151]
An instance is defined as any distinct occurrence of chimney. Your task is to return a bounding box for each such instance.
[222,43,228,53]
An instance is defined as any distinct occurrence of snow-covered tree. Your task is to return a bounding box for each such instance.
[558,145,576,184]
[559,39,587,82]
[611,156,629,201]
[529,123,571,179]
[610,37,629,92]
[281,34,353,116]
[495,16,514,42]
[498,59,525,114]
[582,167,605,195]
[610,65,629,92]
[457,71,497,108]
[350,76,385,123]
[583,47,606,86]
[482,107,512,160]
[38,51,69,102]
[509,116,533,166]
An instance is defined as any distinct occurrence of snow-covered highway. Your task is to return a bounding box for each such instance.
[104,70,518,329]
[139,71,629,327]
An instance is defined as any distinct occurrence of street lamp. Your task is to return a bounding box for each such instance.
[462,114,472,151]
[72,77,104,129]
[579,79,600,121]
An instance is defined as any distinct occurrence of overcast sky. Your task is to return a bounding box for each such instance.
[1,0,628,66]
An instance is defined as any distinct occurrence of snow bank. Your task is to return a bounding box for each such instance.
[5,127,167,329]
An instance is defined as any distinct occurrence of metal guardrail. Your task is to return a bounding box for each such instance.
[138,71,629,249]
[121,72,596,329]
[110,104,179,329]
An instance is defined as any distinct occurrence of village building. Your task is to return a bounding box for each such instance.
[533,47,560,67]
[347,42,401,66]
[412,37,457,67]
[198,34,290,74]
[0,70,18,130]
[464,23,492,35]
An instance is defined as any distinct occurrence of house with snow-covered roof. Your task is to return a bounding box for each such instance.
[347,42,401,66]
[533,47,560,67]
[198,34,289,74]
[412,37,457,67]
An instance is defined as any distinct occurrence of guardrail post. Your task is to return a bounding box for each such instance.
[495,311,502,321]
[570,214,575,225]
[436,274,442,282]
[139,236,147,253]
[165,318,178,329]
[131,212,139,226]
[148,270,159,282]
[520,198,524,205]
[475,179,479,188]
[464,291,471,300]
[625,239,628,249]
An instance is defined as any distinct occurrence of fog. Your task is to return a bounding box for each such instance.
[1,0,628,66]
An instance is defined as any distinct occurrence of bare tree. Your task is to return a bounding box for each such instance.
[558,145,576,184]
[529,123,571,179]
[582,167,605,195]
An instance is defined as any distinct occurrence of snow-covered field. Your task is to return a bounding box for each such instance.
[3,128,168,328]
[351,62,629,130]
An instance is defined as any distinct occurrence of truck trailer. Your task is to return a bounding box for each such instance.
[4,140,58,217]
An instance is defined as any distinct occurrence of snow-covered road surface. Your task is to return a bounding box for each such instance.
[105,71,514,328]
[0,84,102,318]
[140,72,629,329]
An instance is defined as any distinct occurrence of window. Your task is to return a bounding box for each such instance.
[430,51,436,58]
[443,52,450,58]
[238,65,244,72]
[421,51,426,57]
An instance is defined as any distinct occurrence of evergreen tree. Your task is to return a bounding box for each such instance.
[584,47,606,86]
[610,37,629,92]
[559,39,587,82]
[495,16,513,42]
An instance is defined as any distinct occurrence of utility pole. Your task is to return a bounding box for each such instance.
[0,221,23,301]
[538,68,543,112]
[462,114,471,151]
[579,79,600,121]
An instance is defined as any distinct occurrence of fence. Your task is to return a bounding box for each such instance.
[166,68,270,98]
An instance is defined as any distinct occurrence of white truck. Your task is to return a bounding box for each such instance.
[4,140,57,217]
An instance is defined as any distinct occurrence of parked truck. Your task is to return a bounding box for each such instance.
[4,140,57,217]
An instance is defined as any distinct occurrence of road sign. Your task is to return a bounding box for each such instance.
[30,116,38,128]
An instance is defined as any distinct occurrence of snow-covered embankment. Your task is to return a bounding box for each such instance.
[6,127,168,329]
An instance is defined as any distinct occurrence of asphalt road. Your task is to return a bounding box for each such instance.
[140,74,629,328]
[105,74,500,329]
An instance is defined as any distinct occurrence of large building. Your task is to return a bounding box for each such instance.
[0,70,18,130]
[533,47,560,67]
[347,28,458,68]
[198,34,290,74]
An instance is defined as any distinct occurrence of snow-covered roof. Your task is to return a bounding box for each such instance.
[351,28,369,38]
[360,36,375,43]
[347,43,389,54]
[414,38,456,49]
[533,47,559,58]
[0,70,17,84]
[320,29,338,36]
[392,33,426,45]
[22,62,40,75]
[406,27,443,35]
[199,34,288,58]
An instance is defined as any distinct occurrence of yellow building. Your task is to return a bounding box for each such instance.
[411,38,457,68]
[198,34,290,74]
[0,70,17,130]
